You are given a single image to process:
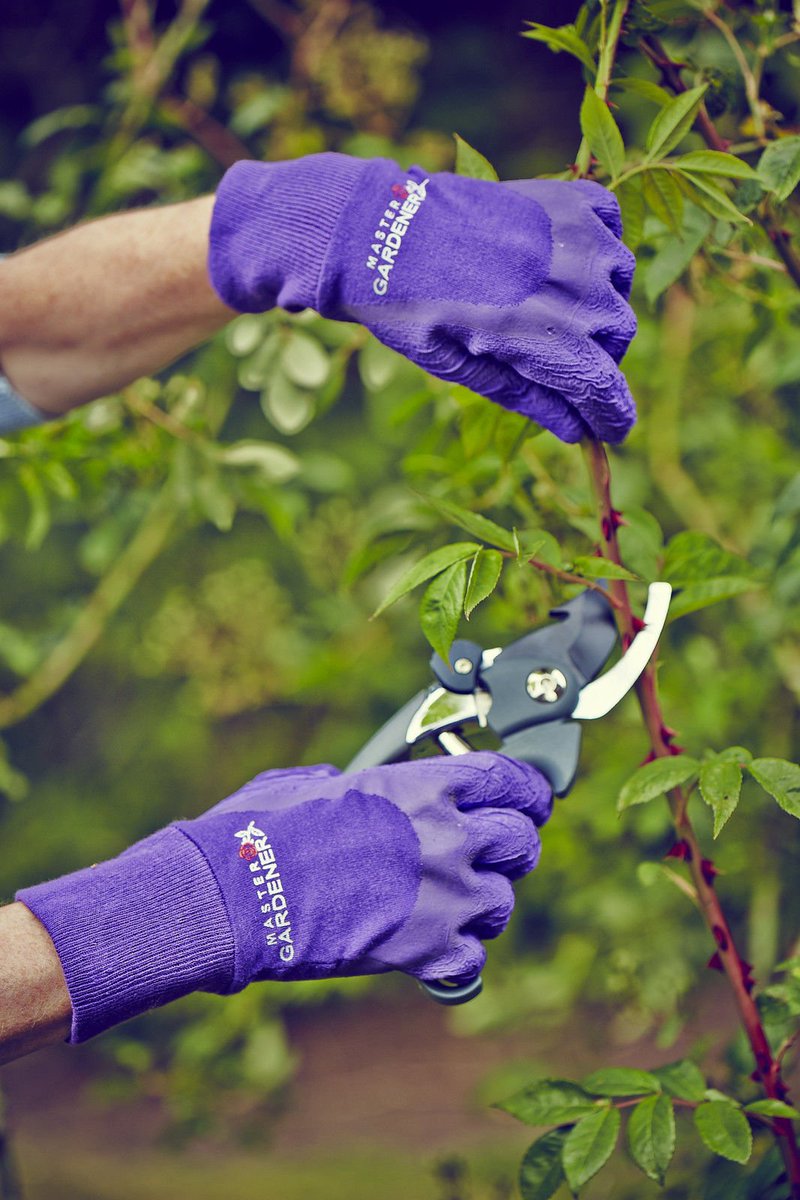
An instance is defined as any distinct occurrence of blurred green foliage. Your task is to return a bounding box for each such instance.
[0,0,799,1193]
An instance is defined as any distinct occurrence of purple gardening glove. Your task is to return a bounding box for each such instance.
[208,153,637,443]
[17,753,551,1043]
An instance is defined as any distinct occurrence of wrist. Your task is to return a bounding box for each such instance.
[208,152,370,313]
[16,826,236,1043]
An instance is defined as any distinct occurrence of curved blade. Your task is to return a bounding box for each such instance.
[571,582,672,721]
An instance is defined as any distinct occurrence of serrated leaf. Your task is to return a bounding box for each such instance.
[758,136,800,202]
[373,542,479,617]
[582,1068,661,1097]
[464,549,503,618]
[618,755,700,812]
[572,555,639,581]
[628,1093,676,1184]
[744,1099,800,1119]
[580,87,625,180]
[424,495,517,552]
[645,84,708,160]
[562,1105,620,1191]
[668,577,759,621]
[663,531,753,583]
[748,759,800,820]
[641,168,683,234]
[420,559,468,662]
[518,1130,567,1200]
[694,1101,752,1164]
[652,1060,706,1102]
[677,172,751,224]
[675,150,759,180]
[615,178,645,252]
[644,207,711,304]
[522,22,595,71]
[699,760,742,838]
[495,1079,597,1127]
[453,134,499,182]
[714,746,753,765]
[281,331,330,389]
[613,76,672,107]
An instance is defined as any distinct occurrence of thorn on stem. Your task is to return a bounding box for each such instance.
[666,839,692,862]
[707,951,724,972]
[712,925,729,951]
[701,858,719,886]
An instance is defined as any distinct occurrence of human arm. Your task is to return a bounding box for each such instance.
[0,902,71,1064]
[6,755,550,1059]
[0,196,233,417]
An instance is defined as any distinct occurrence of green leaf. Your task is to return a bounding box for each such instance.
[663,531,753,583]
[261,372,315,435]
[494,1079,597,1127]
[424,495,517,552]
[615,178,645,252]
[744,1099,800,1120]
[359,338,403,390]
[675,150,759,180]
[281,331,330,389]
[219,440,300,483]
[628,1093,676,1184]
[373,542,479,616]
[645,84,708,160]
[521,22,595,71]
[580,87,625,180]
[699,760,742,838]
[644,208,711,304]
[518,1130,568,1200]
[453,134,499,182]
[714,746,753,765]
[572,555,639,581]
[464,549,503,618]
[748,759,800,820]
[652,1060,706,1102]
[641,168,684,234]
[618,755,700,812]
[420,559,468,662]
[582,1068,661,1097]
[613,76,672,107]
[677,172,751,225]
[668,577,759,621]
[758,136,800,202]
[694,1101,752,1164]
[562,1105,620,1191]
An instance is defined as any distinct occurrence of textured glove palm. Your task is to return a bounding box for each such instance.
[208,153,637,443]
[18,753,551,1042]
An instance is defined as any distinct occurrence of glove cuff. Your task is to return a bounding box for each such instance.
[208,153,370,313]
[16,826,235,1043]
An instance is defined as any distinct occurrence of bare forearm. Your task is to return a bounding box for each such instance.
[0,196,234,415]
[0,902,71,1063]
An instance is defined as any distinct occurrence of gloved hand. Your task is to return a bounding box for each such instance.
[208,153,637,443]
[17,753,552,1043]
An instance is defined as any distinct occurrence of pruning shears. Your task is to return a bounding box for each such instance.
[346,581,672,1006]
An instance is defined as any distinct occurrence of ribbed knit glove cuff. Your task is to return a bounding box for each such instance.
[208,153,369,313]
[16,826,235,1044]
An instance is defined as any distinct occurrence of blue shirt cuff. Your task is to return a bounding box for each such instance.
[0,374,46,433]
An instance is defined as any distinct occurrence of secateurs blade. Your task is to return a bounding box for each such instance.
[346,580,672,1006]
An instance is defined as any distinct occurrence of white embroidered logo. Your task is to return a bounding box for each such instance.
[234,823,295,962]
[365,176,429,297]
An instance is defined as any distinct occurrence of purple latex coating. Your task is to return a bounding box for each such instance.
[17,754,551,1042]
[208,153,637,443]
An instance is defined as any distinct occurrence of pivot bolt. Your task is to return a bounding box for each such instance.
[453,658,473,675]
[526,668,567,704]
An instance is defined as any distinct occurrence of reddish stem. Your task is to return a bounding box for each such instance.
[582,438,800,1195]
